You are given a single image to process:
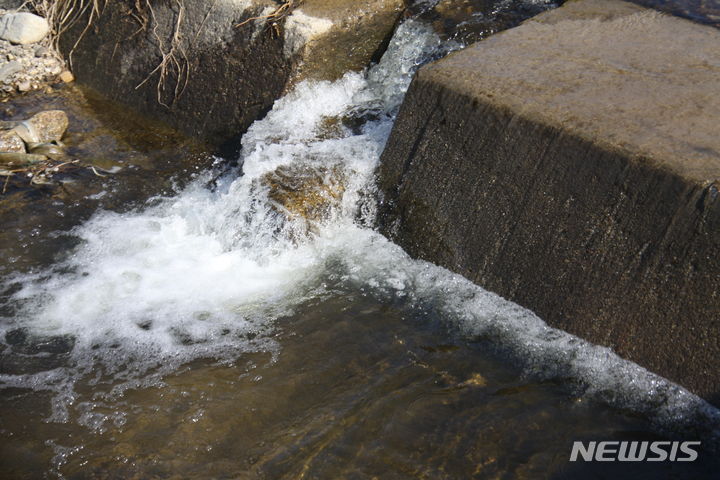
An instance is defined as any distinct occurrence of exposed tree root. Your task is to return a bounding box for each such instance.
[236,0,303,36]
[133,0,190,108]
[29,0,299,108]
[28,0,105,60]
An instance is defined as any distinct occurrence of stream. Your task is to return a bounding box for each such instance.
[1,6,720,479]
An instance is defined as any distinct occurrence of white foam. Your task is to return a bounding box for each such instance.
[317,225,720,439]
[1,19,447,405]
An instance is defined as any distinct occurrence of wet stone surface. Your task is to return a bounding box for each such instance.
[262,163,346,227]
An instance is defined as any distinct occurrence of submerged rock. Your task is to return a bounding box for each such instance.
[460,373,487,388]
[0,327,75,375]
[10,110,69,144]
[0,12,49,45]
[0,105,103,191]
[26,110,69,143]
[414,0,561,44]
[28,142,65,159]
[0,109,69,169]
[0,128,24,152]
[5,327,75,354]
[261,164,346,227]
[0,151,46,165]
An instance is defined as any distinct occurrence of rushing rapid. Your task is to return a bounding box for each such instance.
[1,10,719,475]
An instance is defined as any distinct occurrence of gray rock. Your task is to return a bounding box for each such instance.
[10,110,69,144]
[0,129,24,152]
[26,110,69,143]
[11,121,37,143]
[0,12,49,45]
[0,59,21,82]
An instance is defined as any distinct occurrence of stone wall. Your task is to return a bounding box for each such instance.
[378,0,720,405]
[59,0,404,148]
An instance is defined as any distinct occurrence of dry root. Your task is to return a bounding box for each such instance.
[133,0,189,107]
[27,0,104,60]
[236,0,303,35]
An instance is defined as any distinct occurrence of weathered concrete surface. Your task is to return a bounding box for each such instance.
[378,0,720,405]
[59,0,404,147]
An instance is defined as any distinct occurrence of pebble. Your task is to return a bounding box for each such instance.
[0,59,21,82]
[58,70,74,83]
[0,9,68,98]
[0,129,25,153]
[26,110,69,143]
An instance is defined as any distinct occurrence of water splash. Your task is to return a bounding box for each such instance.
[0,19,452,419]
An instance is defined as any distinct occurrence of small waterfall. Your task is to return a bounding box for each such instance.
[0,19,453,422]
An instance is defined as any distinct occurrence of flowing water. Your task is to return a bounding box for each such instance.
[1,6,720,479]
